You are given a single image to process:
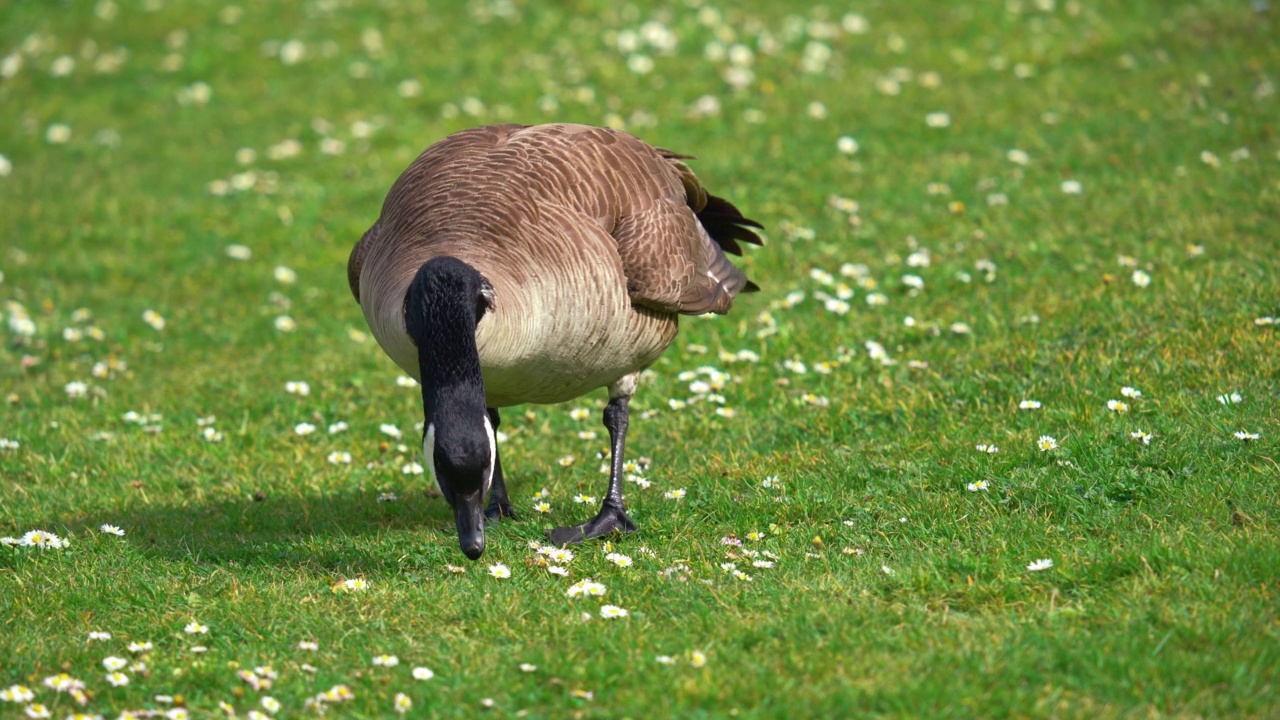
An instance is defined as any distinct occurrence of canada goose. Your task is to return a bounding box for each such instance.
[348,123,761,559]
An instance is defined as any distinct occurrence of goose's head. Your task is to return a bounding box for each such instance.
[424,407,495,560]
[404,256,498,560]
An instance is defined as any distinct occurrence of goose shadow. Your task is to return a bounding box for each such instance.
[102,489,533,575]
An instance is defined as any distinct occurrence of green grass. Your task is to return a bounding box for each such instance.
[2,0,1278,717]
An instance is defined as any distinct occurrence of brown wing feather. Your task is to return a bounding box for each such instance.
[348,123,761,318]
[347,223,377,303]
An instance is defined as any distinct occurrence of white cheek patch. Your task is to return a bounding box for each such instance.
[423,418,496,499]
[482,413,496,496]
[423,422,445,498]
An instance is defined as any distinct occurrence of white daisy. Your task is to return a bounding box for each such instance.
[1027,558,1054,572]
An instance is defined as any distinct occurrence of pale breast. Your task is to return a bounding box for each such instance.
[473,202,678,407]
[359,210,679,409]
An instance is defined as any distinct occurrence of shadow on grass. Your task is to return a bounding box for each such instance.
[93,489,528,575]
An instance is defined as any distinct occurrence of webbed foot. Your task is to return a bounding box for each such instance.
[484,497,517,525]
[546,505,637,545]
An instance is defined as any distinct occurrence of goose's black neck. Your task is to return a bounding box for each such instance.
[403,257,490,416]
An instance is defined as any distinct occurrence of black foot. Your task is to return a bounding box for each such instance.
[546,505,637,545]
[484,498,517,525]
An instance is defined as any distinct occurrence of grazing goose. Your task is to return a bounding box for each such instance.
[348,123,761,559]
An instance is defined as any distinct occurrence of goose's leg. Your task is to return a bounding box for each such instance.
[547,377,639,545]
[484,408,517,523]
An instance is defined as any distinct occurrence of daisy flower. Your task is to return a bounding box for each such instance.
[569,407,591,421]
[297,640,318,651]
[142,309,166,331]
[690,650,708,668]
[606,552,633,568]
[184,622,208,634]
[1130,430,1153,444]
[1,685,35,703]
[1019,400,1041,410]
[102,657,128,671]
[1131,270,1151,288]
[261,696,281,714]
[1027,558,1054,572]
[127,641,153,653]
[341,578,369,591]
[975,444,998,454]
[412,667,434,680]
[394,693,412,714]
[1036,436,1058,452]
[1234,431,1260,441]
[532,501,551,513]
[294,422,316,436]
[327,451,352,464]
[546,547,575,563]
[745,530,765,541]
[445,564,466,574]
[87,631,112,641]
[19,530,66,549]
[1106,399,1129,413]
[1120,386,1142,398]
[572,493,595,504]
[320,685,354,702]
[237,670,266,690]
[41,674,84,692]
[663,488,686,500]
[599,605,628,619]
[284,380,310,396]
[566,579,607,598]
[655,655,676,665]
[372,654,398,667]
[271,265,297,284]
[519,663,537,672]
[966,480,989,492]
[488,564,511,579]
[1218,392,1242,405]
[24,704,52,718]
[105,672,129,687]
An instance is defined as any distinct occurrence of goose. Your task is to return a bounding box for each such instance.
[348,123,761,559]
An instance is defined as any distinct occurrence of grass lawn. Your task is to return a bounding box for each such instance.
[2,0,1278,717]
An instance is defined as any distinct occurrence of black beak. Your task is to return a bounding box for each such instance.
[454,490,486,560]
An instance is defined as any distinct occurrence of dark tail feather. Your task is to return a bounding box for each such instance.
[697,194,764,257]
